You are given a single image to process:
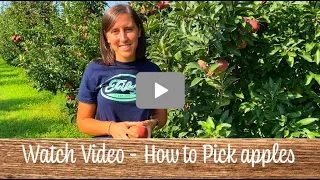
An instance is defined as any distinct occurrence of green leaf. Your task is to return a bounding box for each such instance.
[288,52,297,57]
[221,1,232,6]
[178,132,188,138]
[239,102,252,113]
[271,124,281,135]
[205,78,222,89]
[225,26,237,32]
[234,7,255,15]
[269,46,281,55]
[292,1,308,4]
[218,123,231,128]
[305,73,314,85]
[291,39,304,48]
[206,116,215,129]
[287,92,303,99]
[297,118,319,126]
[212,40,223,52]
[299,52,313,62]
[224,76,240,88]
[314,49,320,65]
[307,132,320,138]
[306,43,316,52]
[280,115,287,126]
[195,2,207,14]
[170,11,188,17]
[235,92,244,99]
[287,111,302,119]
[286,56,294,67]
[174,51,182,60]
[268,77,274,87]
[219,99,230,107]
[186,62,201,70]
[314,74,320,85]
[219,110,229,123]
[208,63,220,73]
[316,27,320,38]
[286,38,296,46]
[213,4,224,17]
[291,131,301,138]
[226,46,241,56]
[181,20,186,34]
[261,15,271,23]
[198,121,207,128]
[190,77,203,87]
[284,129,289,138]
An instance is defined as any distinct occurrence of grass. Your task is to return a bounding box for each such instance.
[0,58,91,138]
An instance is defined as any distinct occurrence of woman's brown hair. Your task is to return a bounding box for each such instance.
[94,4,147,65]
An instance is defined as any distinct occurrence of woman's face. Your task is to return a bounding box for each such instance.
[106,13,141,63]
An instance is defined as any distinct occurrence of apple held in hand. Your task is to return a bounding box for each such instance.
[129,125,148,138]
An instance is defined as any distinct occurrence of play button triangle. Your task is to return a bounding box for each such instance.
[155,82,168,99]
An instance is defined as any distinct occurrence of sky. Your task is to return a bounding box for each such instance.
[107,1,129,7]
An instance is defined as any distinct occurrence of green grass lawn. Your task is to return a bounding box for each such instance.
[0,58,91,138]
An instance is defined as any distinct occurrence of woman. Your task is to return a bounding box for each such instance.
[76,4,167,138]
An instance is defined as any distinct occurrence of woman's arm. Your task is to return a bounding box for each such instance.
[151,109,167,130]
[76,101,111,136]
[139,109,167,138]
[76,101,141,138]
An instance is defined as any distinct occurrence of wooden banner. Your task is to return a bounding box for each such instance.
[0,139,319,179]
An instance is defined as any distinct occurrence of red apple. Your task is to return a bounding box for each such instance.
[65,80,74,89]
[184,103,190,110]
[158,1,170,9]
[163,1,170,7]
[243,16,249,22]
[141,8,146,15]
[238,39,247,49]
[82,33,88,40]
[129,125,148,138]
[16,36,23,42]
[66,95,75,101]
[214,59,229,73]
[197,59,209,72]
[148,9,155,16]
[249,20,259,32]
[157,2,166,9]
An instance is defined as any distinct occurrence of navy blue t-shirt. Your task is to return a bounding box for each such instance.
[77,59,161,138]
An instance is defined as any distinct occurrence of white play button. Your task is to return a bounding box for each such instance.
[154,82,168,99]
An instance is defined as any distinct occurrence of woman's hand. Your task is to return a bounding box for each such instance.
[109,121,142,139]
[138,119,158,138]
